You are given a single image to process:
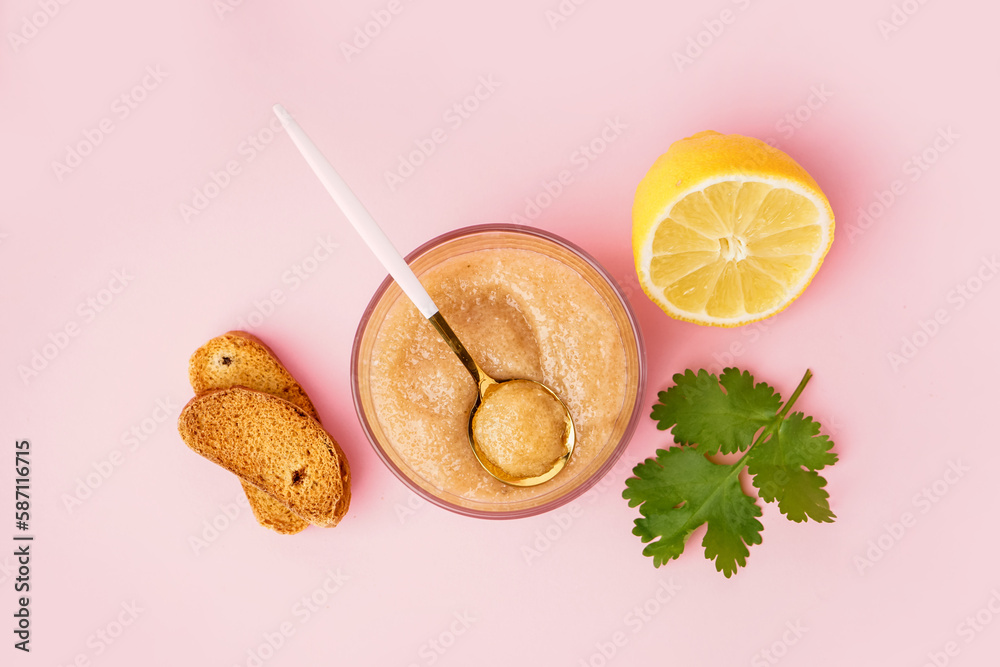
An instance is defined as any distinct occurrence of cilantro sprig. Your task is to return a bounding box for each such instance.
[623,368,837,577]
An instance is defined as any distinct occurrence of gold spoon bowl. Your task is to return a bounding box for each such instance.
[429,312,576,486]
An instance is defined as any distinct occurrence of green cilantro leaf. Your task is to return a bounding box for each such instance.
[625,368,838,577]
[748,412,838,523]
[651,368,781,454]
[624,447,764,578]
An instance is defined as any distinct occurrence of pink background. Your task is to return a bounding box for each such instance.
[3,1,999,665]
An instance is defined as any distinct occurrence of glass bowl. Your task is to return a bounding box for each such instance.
[351,224,646,519]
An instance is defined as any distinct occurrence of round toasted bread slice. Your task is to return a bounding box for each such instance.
[178,387,349,527]
[189,331,319,418]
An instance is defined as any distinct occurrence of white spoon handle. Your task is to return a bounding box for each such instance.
[272,103,439,318]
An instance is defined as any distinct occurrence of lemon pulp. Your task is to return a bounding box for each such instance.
[650,180,824,318]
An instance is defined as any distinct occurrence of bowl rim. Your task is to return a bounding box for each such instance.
[350,223,647,519]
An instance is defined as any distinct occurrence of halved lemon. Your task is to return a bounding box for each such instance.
[632,131,834,327]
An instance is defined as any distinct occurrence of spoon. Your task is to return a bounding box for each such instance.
[272,104,575,486]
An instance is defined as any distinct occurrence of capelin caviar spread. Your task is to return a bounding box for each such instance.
[369,247,628,506]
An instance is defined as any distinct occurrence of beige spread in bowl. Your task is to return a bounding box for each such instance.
[352,225,645,518]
